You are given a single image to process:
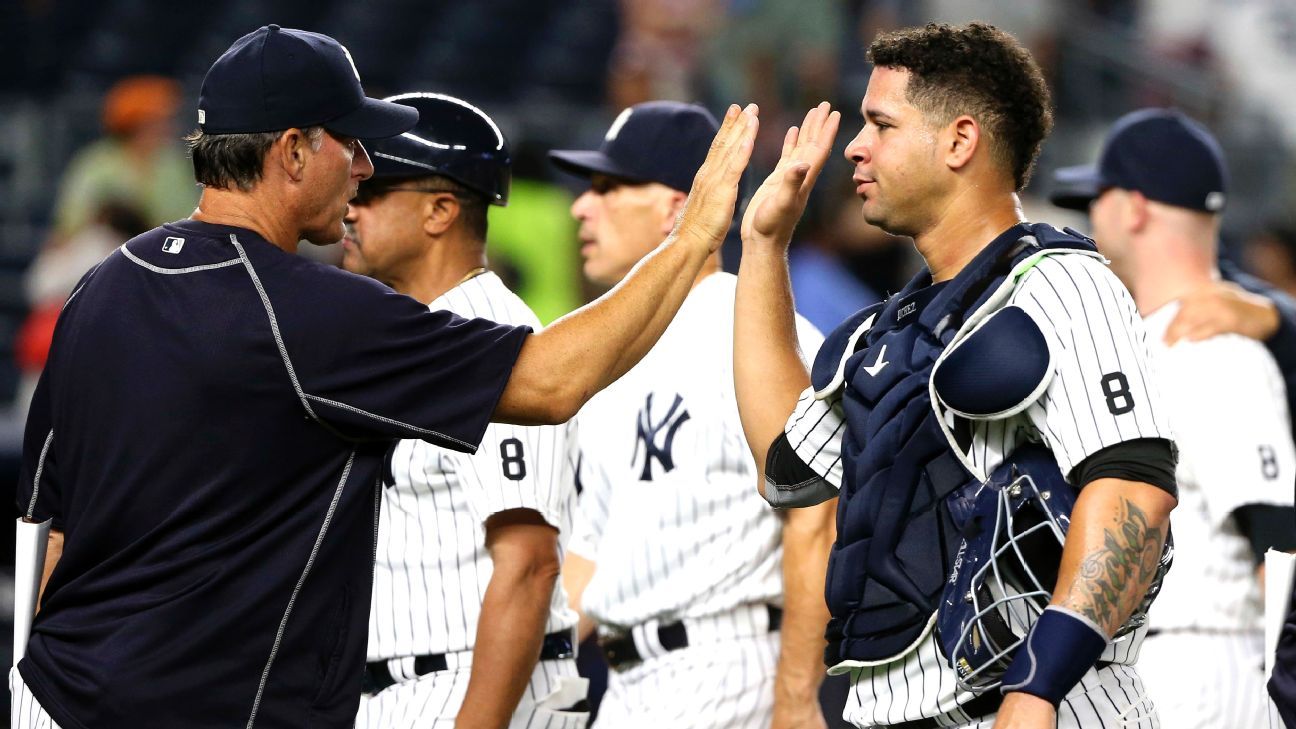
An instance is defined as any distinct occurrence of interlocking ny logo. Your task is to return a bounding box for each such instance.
[633,392,690,481]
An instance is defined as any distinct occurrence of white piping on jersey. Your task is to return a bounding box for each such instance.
[229,234,321,423]
[246,449,355,729]
[26,430,53,520]
[927,245,1107,482]
[814,313,876,399]
[65,256,111,308]
[932,305,1056,422]
[303,394,474,451]
[230,234,473,449]
[120,244,242,274]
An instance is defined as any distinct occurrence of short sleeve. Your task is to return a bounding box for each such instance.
[783,385,846,489]
[455,418,577,534]
[567,448,613,559]
[1166,339,1296,525]
[276,268,530,453]
[1010,255,1174,476]
[17,368,62,528]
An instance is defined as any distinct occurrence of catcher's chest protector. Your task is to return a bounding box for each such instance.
[814,223,1097,665]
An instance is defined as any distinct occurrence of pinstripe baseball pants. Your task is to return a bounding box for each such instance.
[356,657,586,729]
[10,668,61,729]
[593,631,778,729]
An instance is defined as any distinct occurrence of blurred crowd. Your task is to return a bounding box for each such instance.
[3,0,1296,424]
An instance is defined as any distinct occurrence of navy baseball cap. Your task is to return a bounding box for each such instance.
[198,25,418,139]
[1050,108,1227,213]
[549,101,719,193]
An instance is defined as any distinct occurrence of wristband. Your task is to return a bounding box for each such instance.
[1000,606,1109,706]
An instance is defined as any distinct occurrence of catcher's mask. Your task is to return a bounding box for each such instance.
[936,445,1169,694]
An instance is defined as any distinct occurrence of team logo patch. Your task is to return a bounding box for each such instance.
[633,392,690,481]
[162,237,185,254]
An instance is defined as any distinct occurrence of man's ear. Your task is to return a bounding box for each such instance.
[423,193,461,236]
[945,115,980,172]
[661,190,688,237]
[1127,190,1151,233]
[274,128,312,183]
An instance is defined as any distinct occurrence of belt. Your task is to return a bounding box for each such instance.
[362,629,575,695]
[599,605,783,670]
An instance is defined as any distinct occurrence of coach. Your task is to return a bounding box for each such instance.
[11,25,756,729]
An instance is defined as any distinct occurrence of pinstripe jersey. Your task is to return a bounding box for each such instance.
[569,272,822,628]
[1140,301,1295,632]
[785,252,1172,724]
[367,272,578,660]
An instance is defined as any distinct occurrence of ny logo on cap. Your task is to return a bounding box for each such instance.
[340,44,361,83]
[605,107,633,142]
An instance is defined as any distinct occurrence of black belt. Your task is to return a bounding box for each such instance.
[362,629,575,695]
[599,605,783,670]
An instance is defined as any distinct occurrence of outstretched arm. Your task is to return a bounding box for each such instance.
[734,102,840,486]
[497,105,760,426]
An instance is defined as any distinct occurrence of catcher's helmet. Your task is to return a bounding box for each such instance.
[367,92,511,205]
[936,445,1171,694]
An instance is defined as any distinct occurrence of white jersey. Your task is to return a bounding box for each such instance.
[1133,302,1294,729]
[785,251,1173,725]
[569,272,823,627]
[1140,301,1295,632]
[367,272,578,660]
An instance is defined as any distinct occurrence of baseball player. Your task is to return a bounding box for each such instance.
[1050,108,1296,728]
[549,101,834,728]
[340,92,586,728]
[733,24,1178,728]
[10,25,761,729]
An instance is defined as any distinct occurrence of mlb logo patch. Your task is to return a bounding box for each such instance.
[162,237,185,254]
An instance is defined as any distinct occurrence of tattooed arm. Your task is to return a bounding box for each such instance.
[994,478,1175,727]
[1051,478,1175,634]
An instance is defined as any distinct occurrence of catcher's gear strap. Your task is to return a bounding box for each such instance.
[1234,503,1296,565]
[1070,437,1177,498]
[764,432,839,508]
[1000,606,1109,706]
[931,305,1052,420]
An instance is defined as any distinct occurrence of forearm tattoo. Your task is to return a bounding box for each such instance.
[1058,498,1166,635]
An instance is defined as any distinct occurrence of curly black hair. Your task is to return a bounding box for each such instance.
[868,23,1053,191]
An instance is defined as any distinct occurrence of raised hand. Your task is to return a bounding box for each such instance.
[672,103,761,253]
[741,102,841,251]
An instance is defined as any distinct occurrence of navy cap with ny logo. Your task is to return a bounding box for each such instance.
[197,25,418,139]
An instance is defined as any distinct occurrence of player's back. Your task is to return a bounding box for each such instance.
[1141,302,1295,631]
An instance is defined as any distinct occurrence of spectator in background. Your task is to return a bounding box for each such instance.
[14,201,149,416]
[47,75,196,244]
[607,0,723,108]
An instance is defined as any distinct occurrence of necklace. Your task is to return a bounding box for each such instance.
[456,267,488,286]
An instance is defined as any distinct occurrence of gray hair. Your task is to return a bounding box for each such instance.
[186,126,326,191]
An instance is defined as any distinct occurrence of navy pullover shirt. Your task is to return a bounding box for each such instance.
[15,220,530,729]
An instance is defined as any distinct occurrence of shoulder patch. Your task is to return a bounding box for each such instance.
[932,305,1053,420]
